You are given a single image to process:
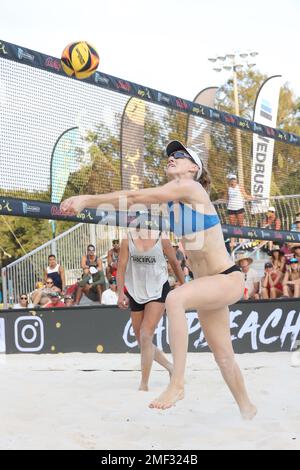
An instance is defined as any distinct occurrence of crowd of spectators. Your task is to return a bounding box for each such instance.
[4,203,300,308]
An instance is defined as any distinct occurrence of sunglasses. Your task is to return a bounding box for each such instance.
[20,296,28,300]
[169,151,194,162]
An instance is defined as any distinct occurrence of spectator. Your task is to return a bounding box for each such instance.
[261,262,283,299]
[75,266,105,304]
[43,291,65,308]
[291,244,300,262]
[101,278,118,305]
[236,255,260,300]
[64,294,74,307]
[44,254,65,292]
[31,278,60,306]
[270,246,286,273]
[172,240,186,269]
[226,174,252,226]
[226,174,252,250]
[106,239,120,281]
[13,293,34,309]
[262,207,281,253]
[263,207,281,230]
[282,258,300,298]
[291,216,300,232]
[81,244,103,270]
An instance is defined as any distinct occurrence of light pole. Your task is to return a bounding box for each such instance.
[208,51,259,187]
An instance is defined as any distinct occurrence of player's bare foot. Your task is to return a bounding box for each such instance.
[240,404,257,420]
[149,385,184,409]
[139,382,149,391]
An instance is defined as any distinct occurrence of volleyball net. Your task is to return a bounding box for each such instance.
[0,39,300,242]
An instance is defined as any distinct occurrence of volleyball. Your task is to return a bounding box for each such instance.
[61,41,99,79]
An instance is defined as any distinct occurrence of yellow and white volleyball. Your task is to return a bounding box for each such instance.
[61,41,99,79]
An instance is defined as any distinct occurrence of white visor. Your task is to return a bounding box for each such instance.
[166,140,203,179]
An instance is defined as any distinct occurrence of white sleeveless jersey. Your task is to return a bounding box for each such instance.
[227,185,244,210]
[125,234,168,304]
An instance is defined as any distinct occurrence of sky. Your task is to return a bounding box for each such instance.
[1,0,299,103]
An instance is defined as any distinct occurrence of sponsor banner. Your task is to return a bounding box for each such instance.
[0,39,299,146]
[121,97,145,190]
[251,76,282,211]
[1,196,300,242]
[1,300,300,354]
[186,87,218,167]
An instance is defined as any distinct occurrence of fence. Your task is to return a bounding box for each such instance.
[1,223,124,306]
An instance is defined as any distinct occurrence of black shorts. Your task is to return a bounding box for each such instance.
[227,208,245,215]
[126,281,171,312]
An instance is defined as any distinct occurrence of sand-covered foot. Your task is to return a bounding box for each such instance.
[149,385,184,410]
[241,404,257,420]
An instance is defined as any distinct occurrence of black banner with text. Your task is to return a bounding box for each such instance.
[0,299,299,354]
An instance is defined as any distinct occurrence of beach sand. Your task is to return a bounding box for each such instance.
[0,352,299,450]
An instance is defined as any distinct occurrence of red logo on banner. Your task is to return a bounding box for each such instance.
[117,80,131,92]
[176,99,188,110]
[224,114,236,124]
[51,205,73,217]
[45,57,61,71]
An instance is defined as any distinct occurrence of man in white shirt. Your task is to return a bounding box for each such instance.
[101,278,118,305]
[236,256,260,300]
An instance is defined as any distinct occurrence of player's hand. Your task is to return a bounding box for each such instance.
[60,196,89,215]
[118,292,129,309]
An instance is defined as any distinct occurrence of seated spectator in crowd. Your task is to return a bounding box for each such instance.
[63,294,74,307]
[183,266,192,283]
[282,258,300,298]
[44,254,65,292]
[263,206,281,230]
[75,266,105,304]
[81,244,103,271]
[31,278,60,306]
[43,291,65,308]
[101,278,118,305]
[172,240,186,269]
[236,255,260,300]
[106,239,120,282]
[291,213,300,231]
[261,262,283,299]
[270,246,286,273]
[262,207,281,252]
[13,293,34,309]
[292,244,300,262]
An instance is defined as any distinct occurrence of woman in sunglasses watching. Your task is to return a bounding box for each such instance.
[61,140,256,419]
[282,258,300,298]
[13,293,34,309]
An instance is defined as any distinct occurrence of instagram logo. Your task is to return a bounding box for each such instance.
[14,316,44,352]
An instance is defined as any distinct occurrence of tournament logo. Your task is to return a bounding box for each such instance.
[17,47,35,62]
[157,92,170,104]
[94,72,110,85]
[22,202,40,215]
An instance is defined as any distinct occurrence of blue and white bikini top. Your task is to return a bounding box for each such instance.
[167,201,220,237]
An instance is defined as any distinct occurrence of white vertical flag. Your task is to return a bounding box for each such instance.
[251,75,282,212]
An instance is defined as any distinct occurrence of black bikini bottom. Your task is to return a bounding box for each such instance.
[220,265,241,275]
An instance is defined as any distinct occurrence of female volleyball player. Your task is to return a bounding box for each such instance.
[61,140,256,419]
[117,229,184,391]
